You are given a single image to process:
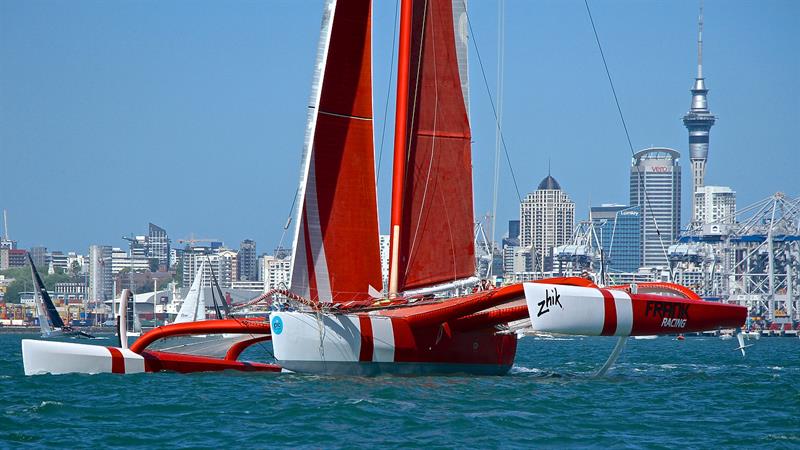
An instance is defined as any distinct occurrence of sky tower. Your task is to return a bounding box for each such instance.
[683,3,717,225]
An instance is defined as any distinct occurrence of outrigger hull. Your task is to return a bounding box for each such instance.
[21,318,280,376]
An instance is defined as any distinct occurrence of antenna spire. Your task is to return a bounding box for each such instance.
[697,0,704,79]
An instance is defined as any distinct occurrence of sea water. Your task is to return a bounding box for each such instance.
[1,333,798,448]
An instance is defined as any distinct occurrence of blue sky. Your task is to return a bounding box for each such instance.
[1,0,797,254]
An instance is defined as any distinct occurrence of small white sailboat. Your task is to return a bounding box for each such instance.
[173,261,208,324]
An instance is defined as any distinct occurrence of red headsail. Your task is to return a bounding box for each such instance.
[390,0,476,292]
[290,0,382,303]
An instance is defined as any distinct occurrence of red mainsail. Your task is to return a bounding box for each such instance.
[290,0,382,303]
[390,0,476,292]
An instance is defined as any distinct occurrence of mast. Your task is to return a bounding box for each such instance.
[388,0,414,297]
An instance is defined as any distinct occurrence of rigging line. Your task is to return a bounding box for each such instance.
[376,0,400,184]
[464,9,522,203]
[489,0,505,279]
[583,0,671,276]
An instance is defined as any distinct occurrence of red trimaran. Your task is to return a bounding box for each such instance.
[22,0,745,376]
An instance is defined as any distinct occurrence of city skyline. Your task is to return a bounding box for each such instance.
[1,1,797,253]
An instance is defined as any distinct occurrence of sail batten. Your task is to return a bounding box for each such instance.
[290,0,382,303]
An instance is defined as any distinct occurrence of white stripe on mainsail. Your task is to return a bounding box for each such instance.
[452,0,469,115]
[304,155,333,303]
[291,222,311,299]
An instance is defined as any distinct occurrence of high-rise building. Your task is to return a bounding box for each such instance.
[5,249,27,268]
[111,247,150,274]
[591,204,642,273]
[630,148,682,268]
[683,6,716,225]
[520,174,575,271]
[218,250,238,287]
[694,186,736,225]
[261,254,291,293]
[181,246,235,288]
[507,220,520,242]
[147,223,170,270]
[88,245,113,302]
[237,239,258,281]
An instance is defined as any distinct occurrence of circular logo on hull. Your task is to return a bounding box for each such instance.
[271,316,283,335]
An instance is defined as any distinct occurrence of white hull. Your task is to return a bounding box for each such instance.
[271,312,395,374]
[22,339,144,375]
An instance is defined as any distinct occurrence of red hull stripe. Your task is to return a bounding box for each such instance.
[107,347,125,374]
[600,289,617,336]
[358,315,374,362]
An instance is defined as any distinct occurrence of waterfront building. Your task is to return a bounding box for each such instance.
[88,245,113,302]
[111,247,150,275]
[237,239,258,281]
[54,282,86,302]
[694,185,736,225]
[217,249,238,287]
[169,248,181,270]
[30,246,48,269]
[0,248,8,271]
[147,223,170,270]
[181,246,235,288]
[683,7,717,225]
[630,148,681,268]
[507,220,520,242]
[49,251,69,273]
[130,236,148,258]
[5,248,27,268]
[520,174,575,271]
[261,254,291,293]
[590,204,642,273]
[66,252,86,274]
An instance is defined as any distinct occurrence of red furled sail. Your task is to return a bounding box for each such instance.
[290,0,382,303]
[390,0,475,292]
